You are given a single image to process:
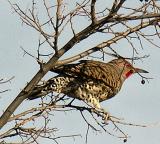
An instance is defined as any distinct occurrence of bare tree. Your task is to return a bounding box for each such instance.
[0,77,14,94]
[0,0,160,143]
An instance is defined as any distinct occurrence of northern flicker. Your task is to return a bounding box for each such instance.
[28,58,148,109]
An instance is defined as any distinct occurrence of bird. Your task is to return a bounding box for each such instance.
[28,58,148,110]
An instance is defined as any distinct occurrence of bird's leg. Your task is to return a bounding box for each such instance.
[98,108,110,124]
[86,97,110,122]
[90,107,110,124]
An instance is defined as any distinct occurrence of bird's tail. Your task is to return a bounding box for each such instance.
[28,78,56,100]
[28,75,74,100]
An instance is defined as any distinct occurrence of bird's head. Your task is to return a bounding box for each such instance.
[110,58,149,81]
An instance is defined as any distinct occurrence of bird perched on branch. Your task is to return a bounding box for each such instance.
[28,58,148,109]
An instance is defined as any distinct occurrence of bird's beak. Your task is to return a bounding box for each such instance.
[135,68,149,73]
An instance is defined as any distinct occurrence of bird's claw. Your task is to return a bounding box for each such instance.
[102,112,110,124]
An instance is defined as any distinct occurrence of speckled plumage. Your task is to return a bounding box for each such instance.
[28,58,148,109]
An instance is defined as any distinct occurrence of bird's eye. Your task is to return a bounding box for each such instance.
[129,69,134,73]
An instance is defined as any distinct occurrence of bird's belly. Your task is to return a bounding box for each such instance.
[65,80,116,103]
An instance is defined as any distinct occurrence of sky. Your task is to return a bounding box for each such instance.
[0,0,160,144]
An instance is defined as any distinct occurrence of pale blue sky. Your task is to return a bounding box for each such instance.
[0,0,160,144]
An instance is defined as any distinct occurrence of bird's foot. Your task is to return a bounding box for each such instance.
[88,103,110,123]
[95,108,110,124]
[101,110,110,124]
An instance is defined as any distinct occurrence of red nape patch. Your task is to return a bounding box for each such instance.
[125,70,133,78]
